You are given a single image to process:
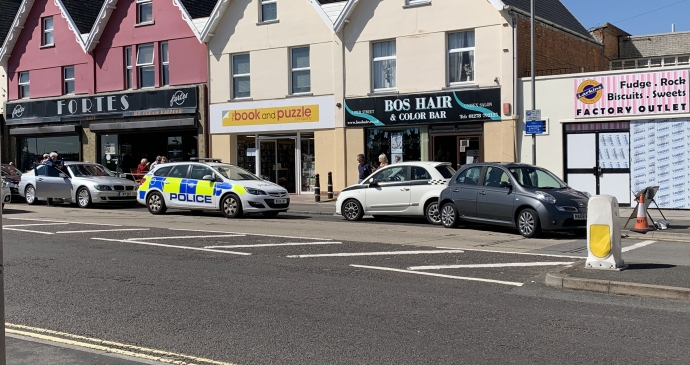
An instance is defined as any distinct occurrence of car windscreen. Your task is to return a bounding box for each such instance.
[68,164,116,177]
[435,165,456,179]
[214,165,261,181]
[509,166,567,189]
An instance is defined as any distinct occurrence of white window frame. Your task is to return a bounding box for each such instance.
[136,44,155,88]
[447,31,475,85]
[18,72,30,99]
[136,0,153,25]
[371,40,397,92]
[232,53,251,99]
[406,0,431,6]
[124,46,133,89]
[63,66,75,95]
[42,17,54,46]
[160,42,169,86]
[610,55,690,70]
[260,0,277,22]
[290,46,310,95]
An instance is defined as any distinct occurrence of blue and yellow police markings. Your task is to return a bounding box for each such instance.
[139,177,250,205]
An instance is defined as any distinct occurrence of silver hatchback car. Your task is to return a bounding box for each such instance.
[438,163,590,238]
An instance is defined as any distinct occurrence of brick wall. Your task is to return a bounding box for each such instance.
[517,15,607,77]
[620,32,690,58]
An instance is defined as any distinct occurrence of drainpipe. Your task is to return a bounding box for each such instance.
[512,11,519,162]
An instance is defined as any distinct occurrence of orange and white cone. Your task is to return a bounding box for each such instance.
[631,194,650,233]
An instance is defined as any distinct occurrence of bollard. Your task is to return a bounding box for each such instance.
[585,195,626,270]
[327,172,333,199]
[314,174,321,202]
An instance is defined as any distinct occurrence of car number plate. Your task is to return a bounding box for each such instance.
[118,192,133,197]
[274,198,287,204]
[573,213,587,220]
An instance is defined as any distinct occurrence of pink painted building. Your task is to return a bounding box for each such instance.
[1,0,215,173]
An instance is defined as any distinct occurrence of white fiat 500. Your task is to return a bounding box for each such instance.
[137,159,289,218]
[336,161,455,224]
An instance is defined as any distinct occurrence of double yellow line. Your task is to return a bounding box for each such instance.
[6,323,238,365]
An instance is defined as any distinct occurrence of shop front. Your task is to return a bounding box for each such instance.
[210,96,335,194]
[344,88,502,170]
[4,85,204,174]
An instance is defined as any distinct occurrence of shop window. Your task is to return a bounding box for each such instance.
[160,42,169,86]
[291,47,310,94]
[42,17,54,46]
[448,30,475,84]
[372,40,396,91]
[260,0,277,22]
[136,0,153,24]
[18,135,80,172]
[366,128,421,169]
[237,135,256,173]
[232,54,250,99]
[124,46,133,89]
[301,134,315,193]
[18,72,30,99]
[63,66,75,94]
[137,44,155,88]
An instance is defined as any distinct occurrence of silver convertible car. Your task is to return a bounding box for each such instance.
[18,161,139,208]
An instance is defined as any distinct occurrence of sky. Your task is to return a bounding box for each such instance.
[561,0,690,35]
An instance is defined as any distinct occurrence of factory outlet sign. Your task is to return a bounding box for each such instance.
[5,87,198,125]
[344,88,501,127]
[575,70,689,118]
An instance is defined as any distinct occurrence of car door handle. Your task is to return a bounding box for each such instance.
[452,189,459,192]
[479,191,486,195]
[400,188,410,191]
[164,181,170,184]
[37,178,44,182]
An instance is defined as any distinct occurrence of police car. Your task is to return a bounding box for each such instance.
[137,159,290,218]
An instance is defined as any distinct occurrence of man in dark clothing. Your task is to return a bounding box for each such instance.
[357,154,373,184]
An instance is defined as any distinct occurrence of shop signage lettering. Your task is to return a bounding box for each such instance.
[222,105,319,126]
[574,71,689,118]
[5,87,197,124]
[344,89,501,127]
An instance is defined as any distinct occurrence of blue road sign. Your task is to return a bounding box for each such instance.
[526,121,544,134]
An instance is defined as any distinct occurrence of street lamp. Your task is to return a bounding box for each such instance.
[531,0,536,165]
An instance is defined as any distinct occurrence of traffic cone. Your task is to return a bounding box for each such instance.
[631,194,650,233]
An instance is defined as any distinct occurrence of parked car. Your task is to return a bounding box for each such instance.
[1,164,22,199]
[336,161,455,224]
[18,162,139,208]
[137,159,290,218]
[438,163,590,238]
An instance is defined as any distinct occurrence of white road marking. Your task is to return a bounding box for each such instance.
[6,323,237,365]
[287,249,464,258]
[5,217,122,226]
[622,240,656,252]
[2,228,54,235]
[350,265,523,286]
[133,234,245,240]
[92,238,251,256]
[205,242,342,249]
[407,262,574,270]
[436,247,584,259]
[168,228,331,241]
[3,223,70,227]
[56,228,150,234]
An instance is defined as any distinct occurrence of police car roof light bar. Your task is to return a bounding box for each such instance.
[190,158,222,162]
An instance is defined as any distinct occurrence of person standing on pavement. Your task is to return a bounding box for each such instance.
[378,154,389,169]
[357,154,373,184]
[149,156,162,169]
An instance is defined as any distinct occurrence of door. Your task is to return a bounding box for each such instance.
[259,140,277,183]
[163,164,191,208]
[258,138,297,193]
[35,165,72,199]
[449,166,483,217]
[457,136,482,170]
[409,165,435,215]
[364,165,411,213]
[476,166,515,222]
[187,165,218,209]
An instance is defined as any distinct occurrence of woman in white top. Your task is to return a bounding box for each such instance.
[378,153,389,169]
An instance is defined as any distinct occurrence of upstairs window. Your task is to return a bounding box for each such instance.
[448,30,475,83]
[290,47,310,94]
[260,0,277,22]
[160,42,169,86]
[406,0,431,6]
[42,17,54,46]
[372,40,396,91]
[136,0,153,24]
[18,72,30,98]
[124,46,133,89]
[232,54,250,99]
[63,66,75,94]
[136,44,155,88]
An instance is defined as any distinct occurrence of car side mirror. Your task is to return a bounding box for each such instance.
[500,181,512,189]
[369,181,379,188]
[202,174,216,182]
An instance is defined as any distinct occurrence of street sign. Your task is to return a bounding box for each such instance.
[526,109,541,121]
[526,121,544,134]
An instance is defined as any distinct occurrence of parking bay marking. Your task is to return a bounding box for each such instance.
[5,217,123,226]
[622,240,656,252]
[287,249,464,258]
[437,247,584,259]
[168,228,332,241]
[133,234,246,240]
[3,223,70,227]
[56,228,150,234]
[351,265,523,286]
[92,238,252,256]
[407,262,575,271]
[2,228,55,235]
[205,242,342,249]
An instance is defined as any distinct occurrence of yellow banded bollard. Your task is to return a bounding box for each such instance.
[586,195,627,270]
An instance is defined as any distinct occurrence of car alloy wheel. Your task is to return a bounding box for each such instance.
[426,201,441,225]
[518,208,540,238]
[222,194,243,218]
[77,187,91,208]
[342,199,363,221]
[25,185,37,205]
[147,192,167,215]
[441,203,458,228]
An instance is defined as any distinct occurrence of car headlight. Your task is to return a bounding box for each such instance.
[1,181,8,188]
[94,185,112,191]
[535,191,556,204]
[246,187,266,195]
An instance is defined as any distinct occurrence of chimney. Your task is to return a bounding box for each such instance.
[672,24,676,32]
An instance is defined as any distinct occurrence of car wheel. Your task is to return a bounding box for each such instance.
[517,208,541,238]
[342,199,364,221]
[146,192,167,215]
[262,211,280,218]
[25,185,38,205]
[425,201,441,225]
[221,194,243,218]
[441,203,458,228]
[77,187,92,208]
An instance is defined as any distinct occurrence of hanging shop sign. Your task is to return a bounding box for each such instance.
[344,88,501,127]
[574,70,689,118]
[5,87,198,125]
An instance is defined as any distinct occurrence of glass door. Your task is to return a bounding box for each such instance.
[257,138,297,193]
[457,135,482,170]
[259,140,277,183]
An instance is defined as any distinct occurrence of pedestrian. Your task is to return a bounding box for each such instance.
[40,153,49,163]
[8,162,13,166]
[150,156,162,169]
[160,156,168,164]
[378,154,389,169]
[137,158,150,174]
[357,154,373,184]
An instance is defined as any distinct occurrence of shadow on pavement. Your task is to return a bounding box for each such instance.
[625,263,676,270]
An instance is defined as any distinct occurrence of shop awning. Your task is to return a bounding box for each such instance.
[9,124,78,135]
[88,118,196,132]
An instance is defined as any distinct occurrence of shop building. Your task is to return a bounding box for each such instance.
[1,0,23,158]
[1,0,214,173]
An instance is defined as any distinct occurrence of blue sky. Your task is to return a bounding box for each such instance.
[561,0,690,35]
